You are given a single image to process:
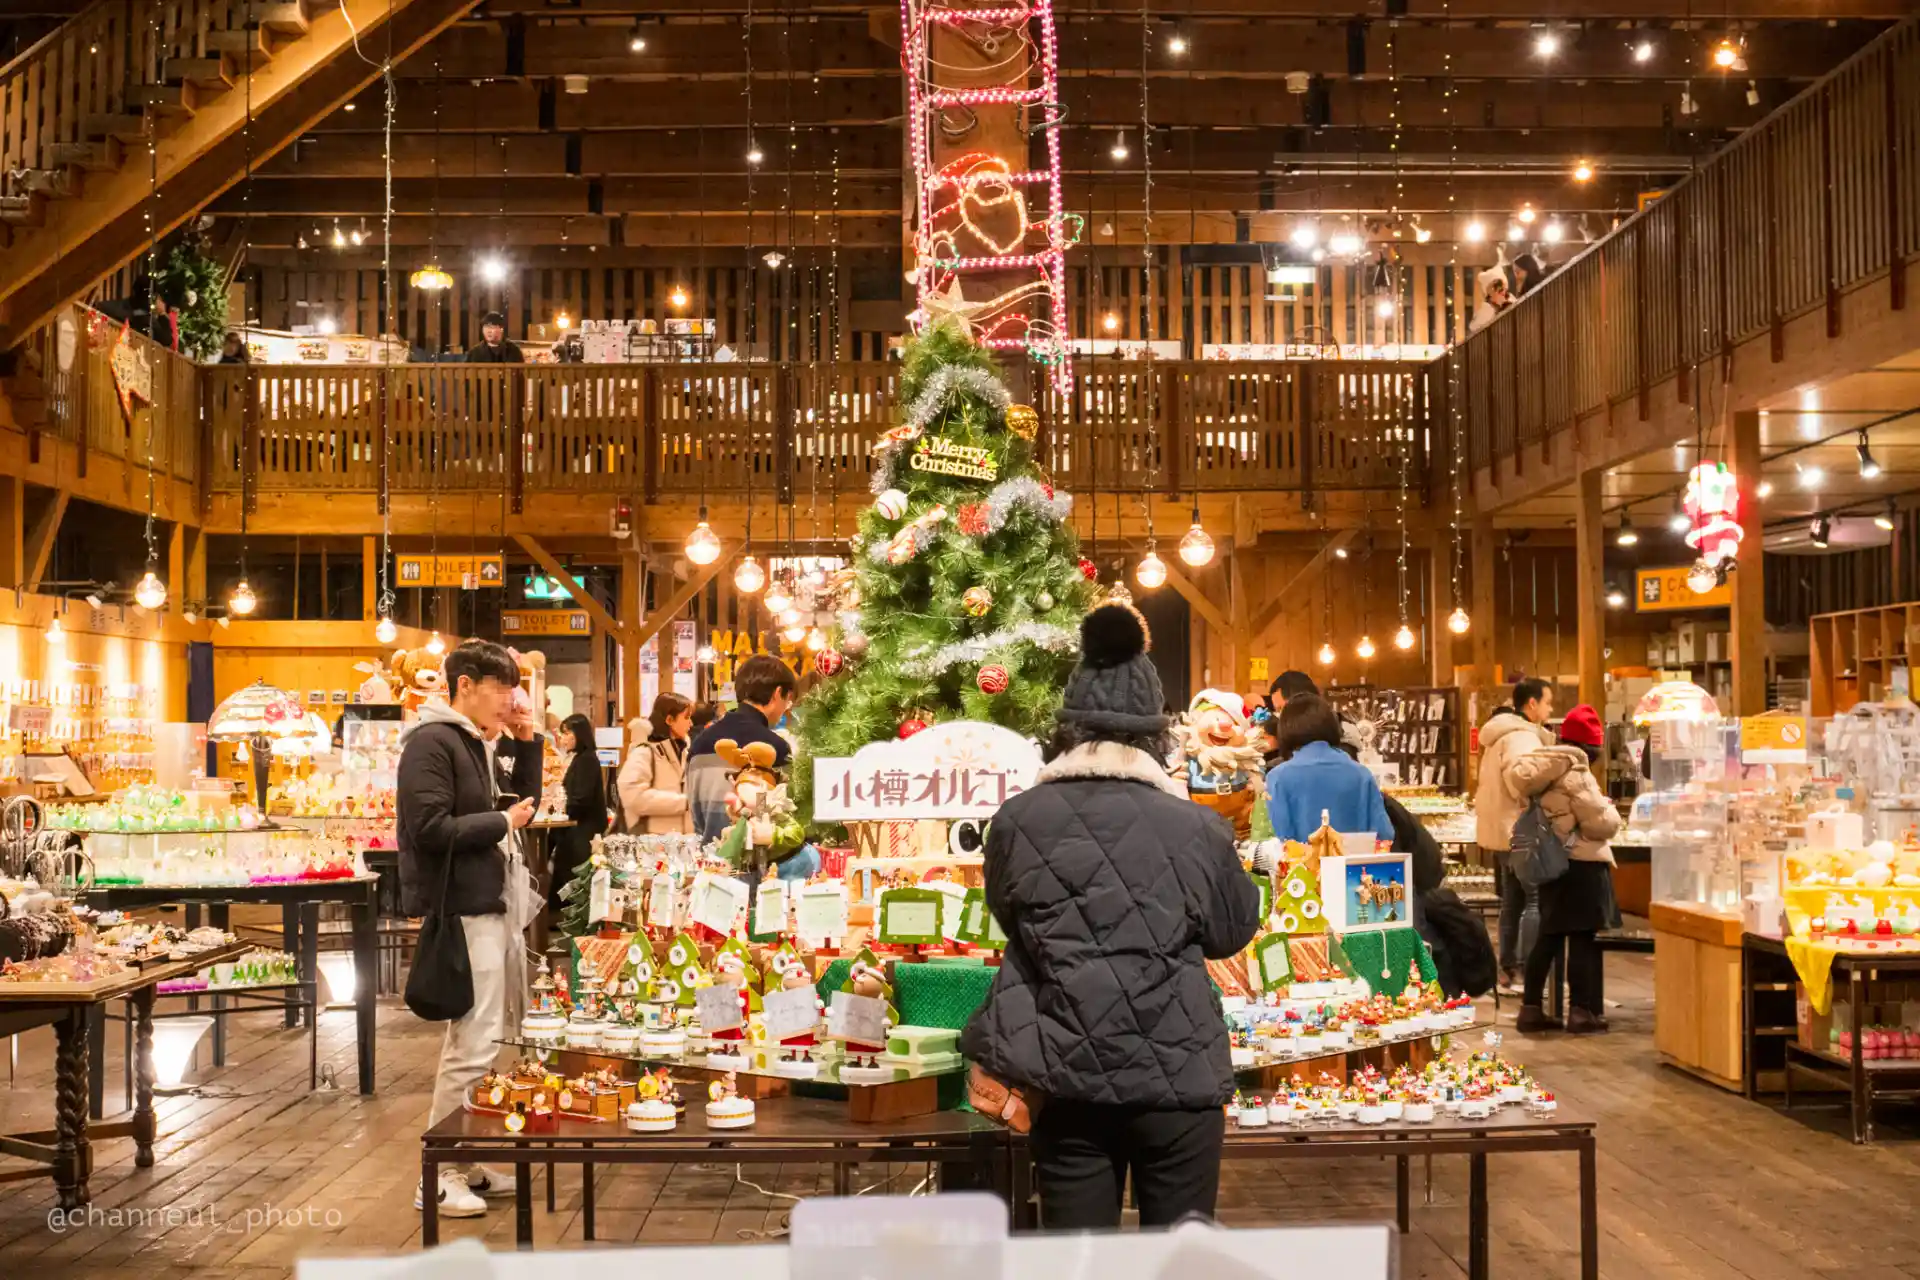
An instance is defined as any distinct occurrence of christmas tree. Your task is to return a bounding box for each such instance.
[793,321,1095,815]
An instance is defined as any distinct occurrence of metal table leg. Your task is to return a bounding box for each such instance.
[515,1160,534,1249]
[1579,1135,1599,1280]
[1395,1155,1410,1233]
[421,1153,440,1247]
[1468,1151,1489,1280]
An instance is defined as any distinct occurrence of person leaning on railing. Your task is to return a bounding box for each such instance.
[465,311,524,364]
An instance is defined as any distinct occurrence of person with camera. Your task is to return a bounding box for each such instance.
[397,639,539,1218]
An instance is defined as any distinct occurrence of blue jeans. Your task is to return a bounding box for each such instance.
[776,843,821,881]
[1498,863,1540,974]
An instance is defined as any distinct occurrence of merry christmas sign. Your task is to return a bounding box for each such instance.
[814,720,1042,821]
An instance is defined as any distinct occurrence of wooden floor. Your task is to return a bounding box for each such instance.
[3,954,1919,1279]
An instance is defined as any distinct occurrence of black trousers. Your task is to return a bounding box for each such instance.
[1030,1099,1226,1230]
[1522,929,1604,1013]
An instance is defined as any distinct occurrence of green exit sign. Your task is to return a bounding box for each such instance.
[524,573,585,601]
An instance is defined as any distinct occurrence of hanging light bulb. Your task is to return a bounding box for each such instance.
[1102,311,1121,333]
[746,142,765,166]
[1463,219,1487,243]
[1686,559,1720,595]
[1572,159,1595,183]
[734,555,766,594]
[764,580,793,615]
[1615,512,1639,547]
[670,286,690,310]
[1712,38,1739,69]
[777,606,802,628]
[45,615,64,645]
[1356,635,1377,660]
[805,627,828,652]
[427,631,446,656]
[228,578,257,617]
[1135,549,1168,590]
[1605,585,1627,609]
[685,506,722,565]
[1393,624,1416,651]
[1447,607,1471,635]
[1517,203,1537,225]
[1177,518,1215,567]
[1317,641,1336,666]
[781,620,808,644]
[696,643,717,664]
[134,570,167,611]
[375,615,398,644]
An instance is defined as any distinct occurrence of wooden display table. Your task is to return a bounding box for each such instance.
[420,1097,1011,1247]
[1218,1109,1599,1280]
[0,940,250,1209]
[1652,901,1745,1090]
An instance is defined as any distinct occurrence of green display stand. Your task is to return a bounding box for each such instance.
[812,955,995,1110]
[1338,927,1439,997]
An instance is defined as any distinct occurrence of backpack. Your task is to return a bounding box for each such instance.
[1507,799,1572,888]
[1418,888,1497,998]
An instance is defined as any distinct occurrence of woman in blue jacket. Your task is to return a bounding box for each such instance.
[1263,694,1394,845]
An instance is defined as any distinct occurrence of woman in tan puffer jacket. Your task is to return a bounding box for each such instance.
[1502,703,1620,1035]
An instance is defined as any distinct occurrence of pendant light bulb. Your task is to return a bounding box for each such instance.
[135,570,167,611]
[777,606,802,628]
[228,578,257,617]
[1317,641,1336,666]
[1447,607,1471,635]
[1134,550,1168,590]
[1686,559,1720,596]
[764,581,793,615]
[733,555,767,594]
[685,507,723,566]
[1177,520,1215,567]
[782,621,808,644]
[45,616,64,645]
[1356,634,1377,660]
[1393,624,1416,651]
[375,615,398,645]
[426,631,446,657]
[805,627,828,652]
[696,644,717,664]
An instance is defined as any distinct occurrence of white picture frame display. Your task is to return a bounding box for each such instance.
[1317,853,1415,934]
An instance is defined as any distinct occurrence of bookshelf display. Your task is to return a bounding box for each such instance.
[1323,685,1465,791]
[1809,602,1920,716]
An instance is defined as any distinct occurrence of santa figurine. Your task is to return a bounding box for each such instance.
[703,949,754,1069]
[770,954,826,1078]
[1171,689,1267,838]
[835,954,896,1083]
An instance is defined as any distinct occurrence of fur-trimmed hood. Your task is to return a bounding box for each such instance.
[1036,741,1185,797]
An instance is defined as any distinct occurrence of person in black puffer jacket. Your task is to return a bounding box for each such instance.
[960,603,1261,1229]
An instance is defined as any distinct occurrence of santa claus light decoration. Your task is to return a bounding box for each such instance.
[1683,461,1744,593]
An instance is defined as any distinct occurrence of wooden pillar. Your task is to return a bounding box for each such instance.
[618,550,644,727]
[185,526,207,607]
[166,524,185,610]
[1470,514,1498,688]
[1729,409,1767,716]
[361,537,377,620]
[1428,530,1453,685]
[0,476,25,590]
[1573,467,1606,712]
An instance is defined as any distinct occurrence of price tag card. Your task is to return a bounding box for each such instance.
[761,985,822,1042]
[695,983,745,1033]
[1254,935,1294,991]
[689,871,747,938]
[828,990,888,1045]
[877,887,943,946]
[647,873,676,928]
[753,879,790,936]
[794,882,849,942]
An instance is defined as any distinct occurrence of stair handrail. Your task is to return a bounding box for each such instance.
[0,0,117,84]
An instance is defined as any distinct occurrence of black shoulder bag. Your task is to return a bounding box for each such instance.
[404,761,476,1021]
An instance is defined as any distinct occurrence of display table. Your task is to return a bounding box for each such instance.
[420,1097,1012,1247]
[1218,1109,1598,1280]
[1652,901,1745,1090]
[80,876,381,1095]
[0,940,250,1209]
[1758,935,1920,1144]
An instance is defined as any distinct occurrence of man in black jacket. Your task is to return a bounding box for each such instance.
[464,311,523,363]
[398,639,537,1218]
[685,654,795,843]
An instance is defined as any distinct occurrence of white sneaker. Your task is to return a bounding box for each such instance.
[415,1168,487,1218]
[464,1165,517,1198]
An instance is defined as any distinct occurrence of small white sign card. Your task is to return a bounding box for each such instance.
[753,878,790,935]
[689,871,748,937]
[647,873,676,928]
[794,881,849,946]
[694,983,746,1033]
[761,985,822,1042]
[828,990,888,1045]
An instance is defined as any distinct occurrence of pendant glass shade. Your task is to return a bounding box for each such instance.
[1317,641,1336,665]
[374,615,398,644]
[1134,550,1168,589]
[1177,521,1215,567]
[229,579,257,617]
[1356,635,1377,660]
[733,555,766,594]
[134,570,167,610]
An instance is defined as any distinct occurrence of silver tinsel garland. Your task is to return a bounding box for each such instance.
[897,620,1080,678]
[981,477,1072,531]
[871,365,1013,494]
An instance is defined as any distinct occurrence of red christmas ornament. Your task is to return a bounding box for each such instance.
[957,502,991,537]
[977,664,1011,695]
[1043,484,1055,499]
[813,649,845,678]
[898,718,931,739]
[1077,557,1097,581]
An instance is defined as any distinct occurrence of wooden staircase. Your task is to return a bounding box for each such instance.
[0,0,479,352]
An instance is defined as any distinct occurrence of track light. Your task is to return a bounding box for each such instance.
[1713,38,1739,69]
[1810,515,1832,548]
[1166,31,1187,55]
[1543,220,1564,243]
[1110,132,1130,161]
[1668,499,1690,534]
[1857,432,1882,479]
[1876,503,1897,532]
[628,24,647,52]
[1332,546,1349,560]
[1507,224,1526,243]
[1799,462,1825,489]
[1615,512,1639,547]
[1517,204,1537,225]
[1374,298,1395,319]
[1756,480,1774,498]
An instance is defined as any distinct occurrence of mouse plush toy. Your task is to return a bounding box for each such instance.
[712,739,805,872]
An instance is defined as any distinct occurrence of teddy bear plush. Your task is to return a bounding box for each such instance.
[392,646,447,714]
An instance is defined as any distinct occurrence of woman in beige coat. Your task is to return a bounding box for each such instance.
[617,693,694,835]
[1503,703,1620,1034]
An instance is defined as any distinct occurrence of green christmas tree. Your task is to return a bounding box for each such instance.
[793,322,1095,817]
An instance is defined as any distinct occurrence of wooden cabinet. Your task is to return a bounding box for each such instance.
[1810,602,1920,716]
[1651,901,1745,1091]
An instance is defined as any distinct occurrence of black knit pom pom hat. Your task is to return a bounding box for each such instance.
[1057,601,1167,734]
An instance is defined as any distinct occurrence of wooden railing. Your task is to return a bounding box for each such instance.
[203,360,1429,501]
[1440,17,1920,476]
[0,1,261,186]
[20,304,199,483]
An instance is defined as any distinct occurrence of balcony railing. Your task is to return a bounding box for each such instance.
[21,304,199,484]
[202,360,1430,505]
[1439,16,1920,476]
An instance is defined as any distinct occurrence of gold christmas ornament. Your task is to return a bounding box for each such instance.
[962,585,994,617]
[1004,403,1040,441]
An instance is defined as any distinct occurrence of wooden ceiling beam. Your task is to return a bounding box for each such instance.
[263,132,569,178]
[470,0,1911,16]
[233,214,615,248]
[621,213,899,247]
[210,177,596,215]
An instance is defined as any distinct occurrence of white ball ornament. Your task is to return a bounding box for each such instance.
[875,489,910,520]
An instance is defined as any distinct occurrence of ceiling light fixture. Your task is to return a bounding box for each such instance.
[1810,514,1832,548]
[1668,498,1690,534]
[1543,220,1564,243]
[1517,204,1537,225]
[1632,39,1654,64]
[1857,431,1882,479]
[1713,38,1739,69]
[1463,219,1486,243]
[1290,223,1318,249]
[478,255,508,285]
[1756,479,1774,498]
[1534,31,1560,59]
[1572,159,1595,183]
[628,24,647,52]
[1605,585,1627,609]
[409,263,453,291]
[670,286,690,309]
[1615,512,1640,547]
[1167,31,1187,55]
[1110,132,1130,161]
[1876,502,1897,532]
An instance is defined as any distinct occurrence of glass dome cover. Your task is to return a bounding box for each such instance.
[1631,680,1720,726]
[207,680,311,742]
